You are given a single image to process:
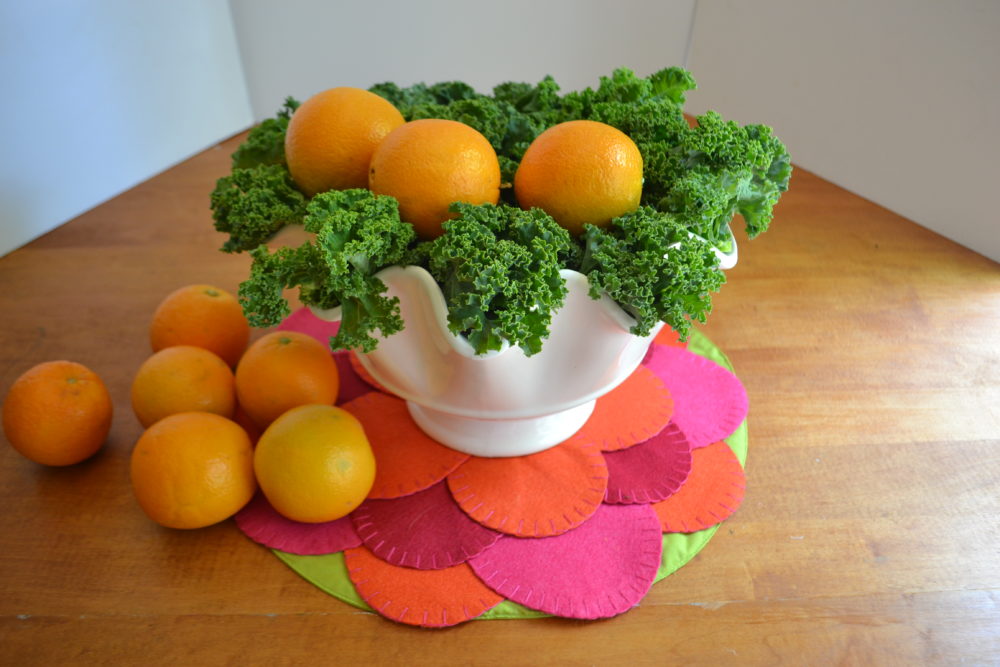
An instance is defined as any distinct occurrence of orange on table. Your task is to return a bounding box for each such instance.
[254,404,375,523]
[130,412,256,529]
[285,86,405,197]
[234,331,339,429]
[2,360,112,466]
[149,284,250,367]
[130,345,236,428]
[514,119,643,235]
[368,118,501,238]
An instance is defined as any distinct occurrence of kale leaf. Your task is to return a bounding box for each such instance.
[578,207,726,340]
[423,202,578,356]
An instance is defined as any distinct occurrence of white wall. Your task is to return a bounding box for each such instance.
[7,1,994,264]
[686,0,1000,263]
[0,0,253,257]
[228,0,697,120]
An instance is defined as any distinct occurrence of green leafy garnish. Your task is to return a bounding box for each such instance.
[579,208,726,341]
[424,202,578,356]
[230,97,299,170]
[238,189,415,353]
[210,163,307,253]
[217,67,790,355]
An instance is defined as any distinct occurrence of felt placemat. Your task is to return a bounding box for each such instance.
[249,323,747,622]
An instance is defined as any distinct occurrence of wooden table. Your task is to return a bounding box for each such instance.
[2,131,999,665]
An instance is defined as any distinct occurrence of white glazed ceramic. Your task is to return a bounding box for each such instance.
[311,234,737,457]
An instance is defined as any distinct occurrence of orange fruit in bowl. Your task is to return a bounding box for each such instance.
[149,284,250,368]
[514,119,643,235]
[254,404,375,523]
[368,118,501,238]
[234,331,339,429]
[131,346,236,428]
[130,412,256,529]
[2,360,113,466]
[285,87,405,197]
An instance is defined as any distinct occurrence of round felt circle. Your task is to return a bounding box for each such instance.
[265,325,747,621]
[468,503,663,619]
[351,481,501,569]
[574,365,674,451]
[344,546,504,627]
[340,392,470,499]
[446,436,608,537]
[235,493,361,556]
[603,421,693,504]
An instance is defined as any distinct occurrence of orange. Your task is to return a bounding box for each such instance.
[368,118,501,238]
[285,87,405,197]
[130,412,256,529]
[131,346,236,428]
[234,331,339,429]
[254,404,375,523]
[2,361,112,466]
[149,284,250,367]
[514,119,643,235]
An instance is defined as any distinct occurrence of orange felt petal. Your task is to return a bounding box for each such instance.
[576,365,674,452]
[344,545,503,627]
[348,352,393,395]
[446,436,608,537]
[654,326,686,348]
[652,440,746,533]
[341,393,469,499]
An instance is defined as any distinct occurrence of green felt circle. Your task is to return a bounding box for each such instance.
[273,328,748,620]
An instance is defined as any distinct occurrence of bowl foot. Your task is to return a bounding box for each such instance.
[406,400,596,458]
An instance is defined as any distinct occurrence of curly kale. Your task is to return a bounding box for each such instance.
[238,189,416,352]
[238,241,335,327]
[372,77,560,188]
[230,97,299,170]
[654,111,791,249]
[423,203,578,356]
[210,163,307,252]
[579,207,726,341]
[369,80,480,118]
[220,66,791,355]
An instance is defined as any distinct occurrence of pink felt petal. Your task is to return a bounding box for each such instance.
[351,482,502,570]
[234,493,361,555]
[643,345,748,449]
[345,546,504,627]
[277,307,340,343]
[469,503,663,619]
[603,422,693,504]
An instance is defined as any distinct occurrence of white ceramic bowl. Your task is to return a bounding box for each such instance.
[310,237,737,457]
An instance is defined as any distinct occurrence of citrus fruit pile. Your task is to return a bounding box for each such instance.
[2,283,376,532]
[284,86,641,239]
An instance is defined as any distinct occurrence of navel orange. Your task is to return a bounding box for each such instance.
[149,284,250,368]
[130,412,256,529]
[2,360,113,466]
[234,331,339,429]
[254,404,375,523]
[514,119,643,235]
[285,87,405,197]
[131,346,236,428]
[368,118,501,238]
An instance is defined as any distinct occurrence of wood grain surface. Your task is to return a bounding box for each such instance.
[1,132,998,665]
